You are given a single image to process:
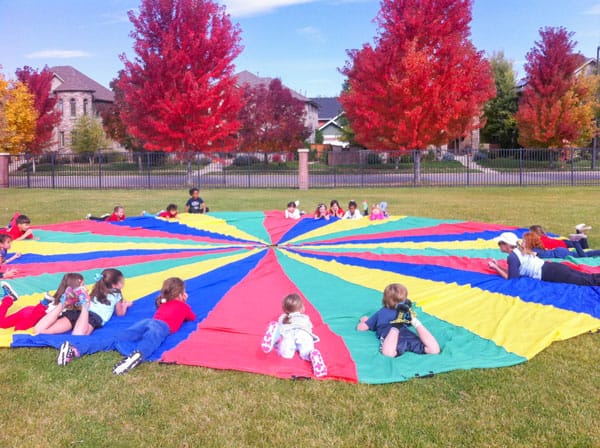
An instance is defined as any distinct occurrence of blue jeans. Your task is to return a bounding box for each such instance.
[114,318,170,359]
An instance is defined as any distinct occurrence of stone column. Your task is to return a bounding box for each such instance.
[0,153,9,188]
[297,148,309,190]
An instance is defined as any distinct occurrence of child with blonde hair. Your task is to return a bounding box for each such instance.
[357,283,440,357]
[261,293,327,378]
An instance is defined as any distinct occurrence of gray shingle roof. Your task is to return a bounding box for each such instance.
[51,66,114,102]
[236,70,310,103]
[310,97,343,120]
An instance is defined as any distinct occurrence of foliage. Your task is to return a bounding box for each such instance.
[70,115,108,154]
[238,78,309,153]
[340,0,495,151]
[118,0,243,153]
[314,128,324,144]
[0,77,37,154]
[15,65,60,153]
[481,52,519,148]
[516,27,598,148]
[99,72,145,151]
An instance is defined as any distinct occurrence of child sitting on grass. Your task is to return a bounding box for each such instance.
[185,188,209,214]
[357,283,440,357]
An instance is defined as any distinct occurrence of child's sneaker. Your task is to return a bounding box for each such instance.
[261,321,281,353]
[113,351,143,375]
[390,299,414,327]
[1,281,18,302]
[310,349,327,378]
[41,293,54,306]
[57,341,79,366]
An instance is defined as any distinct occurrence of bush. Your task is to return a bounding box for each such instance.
[442,152,455,162]
[366,152,382,165]
[232,155,261,166]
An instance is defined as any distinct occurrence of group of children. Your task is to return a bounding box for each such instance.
[88,188,209,222]
[284,199,390,221]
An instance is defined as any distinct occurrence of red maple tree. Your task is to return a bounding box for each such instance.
[118,0,243,153]
[516,27,596,148]
[340,0,494,159]
[238,78,309,155]
[15,65,60,153]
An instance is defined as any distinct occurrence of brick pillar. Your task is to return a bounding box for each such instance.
[0,153,9,188]
[297,148,309,190]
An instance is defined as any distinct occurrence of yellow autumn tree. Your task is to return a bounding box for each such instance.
[0,78,37,154]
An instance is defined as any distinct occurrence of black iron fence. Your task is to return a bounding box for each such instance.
[6,148,600,189]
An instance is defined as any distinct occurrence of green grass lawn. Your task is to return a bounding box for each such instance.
[1,187,599,448]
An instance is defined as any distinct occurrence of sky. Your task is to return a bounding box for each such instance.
[0,0,599,98]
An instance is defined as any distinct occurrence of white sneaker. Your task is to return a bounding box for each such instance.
[113,351,143,375]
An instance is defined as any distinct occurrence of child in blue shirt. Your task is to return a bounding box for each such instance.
[185,188,209,214]
[357,283,440,357]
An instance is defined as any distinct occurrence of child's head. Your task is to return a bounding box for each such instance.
[54,273,85,302]
[371,203,381,213]
[330,200,340,211]
[315,203,327,216]
[155,277,187,307]
[91,268,124,305]
[15,215,31,231]
[287,201,296,211]
[166,204,178,216]
[0,234,12,250]
[189,188,199,198]
[348,200,357,213]
[522,232,544,250]
[529,225,545,236]
[113,205,125,217]
[282,293,304,314]
[382,283,408,309]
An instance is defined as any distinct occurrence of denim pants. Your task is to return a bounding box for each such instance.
[114,318,170,359]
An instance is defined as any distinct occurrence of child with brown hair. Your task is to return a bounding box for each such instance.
[357,283,440,357]
[261,293,327,378]
[56,277,196,374]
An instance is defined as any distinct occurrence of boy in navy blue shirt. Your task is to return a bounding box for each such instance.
[185,188,209,214]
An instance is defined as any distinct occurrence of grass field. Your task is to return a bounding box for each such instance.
[1,187,599,448]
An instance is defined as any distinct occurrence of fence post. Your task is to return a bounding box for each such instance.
[298,148,309,190]
[570,147,574,186]
[519,149,523,186]
[0,153,9,188]
[51,152,56,189]
[98,152,102,189]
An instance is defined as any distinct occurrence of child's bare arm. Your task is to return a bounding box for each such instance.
[356,316,369,331]
[115,300,133,316]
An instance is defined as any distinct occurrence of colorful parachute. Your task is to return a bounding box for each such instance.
[2,213,600,383]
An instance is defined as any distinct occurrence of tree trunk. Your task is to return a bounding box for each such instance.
[413,150,422,184]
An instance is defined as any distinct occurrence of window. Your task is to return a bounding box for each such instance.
[59,131,65,147]
[83,99,88,115]
[58,99,64,114]
[70,98,76,117]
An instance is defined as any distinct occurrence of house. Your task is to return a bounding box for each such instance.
[236,70,319,142]
[50,66,115,151]
[310,97,348,147]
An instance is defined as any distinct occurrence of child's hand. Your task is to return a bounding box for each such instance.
[2,268,18,279]
[487,259,497,268]
[123,300,133,309]
[356,316,369,331]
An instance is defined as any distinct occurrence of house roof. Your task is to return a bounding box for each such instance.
[236,70,314,104]
[51,66,114,102]
[311,97,343,120]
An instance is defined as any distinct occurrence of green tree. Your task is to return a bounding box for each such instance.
[71,115,108,154]
[481,52,518,148]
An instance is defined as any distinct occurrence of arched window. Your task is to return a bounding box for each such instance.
[70,98,76,117]
[83,99,88,115]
